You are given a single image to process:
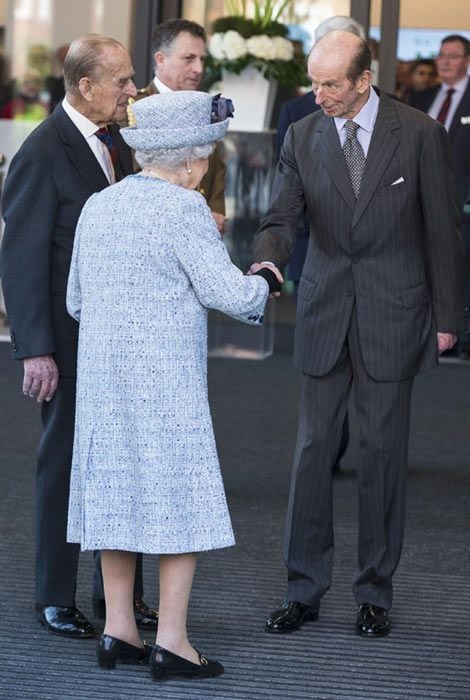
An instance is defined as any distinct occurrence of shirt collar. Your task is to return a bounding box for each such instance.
[439,74,469,95]
[334,86,379,135]
[62,96,101,138]
[153,75,173,93]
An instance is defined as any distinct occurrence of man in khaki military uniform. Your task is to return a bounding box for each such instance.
[138,18,227,233]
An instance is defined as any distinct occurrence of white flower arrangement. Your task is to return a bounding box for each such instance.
[206,0,307,88]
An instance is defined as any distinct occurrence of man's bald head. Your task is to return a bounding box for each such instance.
[307,30,372,119]
[308,30,371,83]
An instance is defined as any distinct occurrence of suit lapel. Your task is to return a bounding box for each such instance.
[317,115,356,213]
[448,82,470,141]
[53,103,109,191]
[352,95,401,226]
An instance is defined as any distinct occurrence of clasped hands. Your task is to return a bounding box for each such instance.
[248,262,284,298]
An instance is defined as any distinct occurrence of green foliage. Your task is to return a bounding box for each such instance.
[212,16,288,38]
[224,0,292,27]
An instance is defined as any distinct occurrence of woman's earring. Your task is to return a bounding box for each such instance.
[186,167,192,174]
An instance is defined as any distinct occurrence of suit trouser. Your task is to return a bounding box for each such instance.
[35,376,144,608]
[284,311,413,610]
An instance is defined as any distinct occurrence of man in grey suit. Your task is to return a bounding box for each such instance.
[252,30,465,637]
[1,35,156,637]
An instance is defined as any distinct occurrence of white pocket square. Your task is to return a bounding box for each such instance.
[391,177,404,185]
[461,116,470,125]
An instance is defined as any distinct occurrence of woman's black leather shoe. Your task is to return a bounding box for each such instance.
[92,597,159,629]
[97,634,151,669]
[150,645,224,682]
[37,605,95,638]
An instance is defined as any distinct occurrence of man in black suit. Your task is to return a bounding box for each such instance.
[276,17,367,473]
[1,34,156,637]
[410,35,470,356]
[252,30,464,638]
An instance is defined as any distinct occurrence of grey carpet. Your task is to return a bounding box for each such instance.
[1,340,469,700]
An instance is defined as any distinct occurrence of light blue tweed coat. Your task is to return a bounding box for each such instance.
[66,174,269,554]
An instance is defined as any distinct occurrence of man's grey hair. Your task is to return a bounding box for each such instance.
[314,15,366,42]
[135,143,213,170]
[63,34,126,95]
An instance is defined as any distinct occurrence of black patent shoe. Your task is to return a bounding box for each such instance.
[356,604,390,638]
[150,645,224,682]
[38,605,95,638]
[97,634,152,669]
[265,600,319,633]
[92,596,159,629]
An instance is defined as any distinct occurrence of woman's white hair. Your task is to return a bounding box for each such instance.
[135,143,214,169]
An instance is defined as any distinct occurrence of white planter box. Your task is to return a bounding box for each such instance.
[222,66,277,132]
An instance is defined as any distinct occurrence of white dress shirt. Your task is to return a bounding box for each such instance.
[153,75,173,93]
[62,96,115,183]
[334,86,380,158]
[427,75,469,131]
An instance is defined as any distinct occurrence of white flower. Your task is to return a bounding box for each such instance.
[222,30,247,60]
[272,36,294,61]
[208,33,226,60]
[246,35,276,61]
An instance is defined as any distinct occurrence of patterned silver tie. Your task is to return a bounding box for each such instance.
[342,120,365,199]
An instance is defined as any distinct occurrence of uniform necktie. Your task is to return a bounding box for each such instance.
[342,120,365,199]
[436,88,455,126]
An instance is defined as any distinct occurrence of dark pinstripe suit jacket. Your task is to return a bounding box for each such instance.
[254,93,465,382]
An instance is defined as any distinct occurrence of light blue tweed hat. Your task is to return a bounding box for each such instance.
[120,90,233,151]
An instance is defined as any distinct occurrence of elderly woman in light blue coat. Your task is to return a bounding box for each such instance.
[66,91,282,682]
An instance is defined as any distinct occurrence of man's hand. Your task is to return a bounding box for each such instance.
[437,332,457,354]
[23,355,59,403]
[211,211,228,235]
[248,262,284,297]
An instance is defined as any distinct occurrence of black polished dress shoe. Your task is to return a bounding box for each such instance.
[150,645,224,682]
[265,600,319,633]
[38,605,95,638]
[97,634,151,669]
[356,604,390,638]
[92,596,159,628]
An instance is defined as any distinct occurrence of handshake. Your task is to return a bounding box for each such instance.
[248,262,284,297]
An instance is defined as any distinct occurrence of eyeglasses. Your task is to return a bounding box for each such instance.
[436,53,466,60]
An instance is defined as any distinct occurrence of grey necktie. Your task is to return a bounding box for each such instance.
[342,120,365,198]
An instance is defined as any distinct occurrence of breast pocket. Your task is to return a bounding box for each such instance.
[377,181,405,197]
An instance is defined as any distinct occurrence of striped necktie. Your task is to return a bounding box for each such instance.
[436,88,455,126]
[95,127,119,176]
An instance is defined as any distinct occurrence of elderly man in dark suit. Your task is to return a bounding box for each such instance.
[410,34,470,358]
[0,34,157,637]
[137,18,227,234]
[252,30,465,637]
[276,17,367,474]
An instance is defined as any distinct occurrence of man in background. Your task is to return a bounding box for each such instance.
[1,34,156,637]
[138,18,227,234]
[410,35,470,358]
